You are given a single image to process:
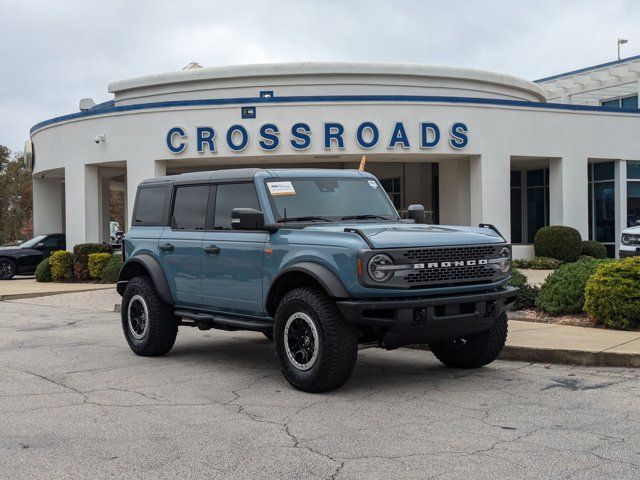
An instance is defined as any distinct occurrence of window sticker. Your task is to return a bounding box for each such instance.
[368,180,378,188]
[267,181,296,196]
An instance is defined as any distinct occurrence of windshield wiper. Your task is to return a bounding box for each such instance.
[280,215,332,223]
[340,214,390,221]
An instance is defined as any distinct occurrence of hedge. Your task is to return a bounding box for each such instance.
[508,268,539,310]
[88,253,113,279]
[73,243,113,280]
[533,226,582,263]
[585,257,640,329]
[536,258,610,315]
[101,255,123,283]
[580,240,608,259]
[34,258,52,282]
[512,257,563,270]
[49,250,74,281]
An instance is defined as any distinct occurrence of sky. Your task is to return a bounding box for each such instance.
[1,0,639,153]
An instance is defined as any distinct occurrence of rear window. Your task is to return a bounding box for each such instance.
[171,185,209,230]
[134,186,167,225]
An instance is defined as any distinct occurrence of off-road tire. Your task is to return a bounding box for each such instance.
[274,287,358,393]
[121,276,178,356]
[429,313,508,369]
[0,258,16,280]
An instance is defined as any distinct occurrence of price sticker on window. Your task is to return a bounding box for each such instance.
[267,181,296,196]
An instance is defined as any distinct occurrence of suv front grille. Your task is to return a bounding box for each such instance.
[402,245,497,263]
[405,264,495,285]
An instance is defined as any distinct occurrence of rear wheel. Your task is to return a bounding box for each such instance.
[0,258,16,280]
[274,287,358,393]
[121,276,178,356]
[429,313,508,369]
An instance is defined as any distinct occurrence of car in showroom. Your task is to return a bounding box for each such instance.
[620,226,640,257]
[0,233,66,279]
[117,169,516,392]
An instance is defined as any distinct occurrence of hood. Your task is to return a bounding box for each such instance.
[0,246,20,253]
[303,222,505,249]
[623,226,640,234]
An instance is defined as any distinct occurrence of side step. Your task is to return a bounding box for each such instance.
[174,309,272,332]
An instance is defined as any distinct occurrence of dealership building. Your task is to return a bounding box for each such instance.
[28,58,640,258]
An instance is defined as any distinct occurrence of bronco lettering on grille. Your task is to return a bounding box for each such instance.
[414,260,489,269]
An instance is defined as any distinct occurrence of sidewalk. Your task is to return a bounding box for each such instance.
[0,277,115,301]
[501,319,640,367]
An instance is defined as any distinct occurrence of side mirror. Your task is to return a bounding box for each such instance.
[231,208,266,230]
[407,204,426,224]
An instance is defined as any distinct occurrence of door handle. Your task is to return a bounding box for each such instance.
[203,245,220,255]
[159,243,174,252]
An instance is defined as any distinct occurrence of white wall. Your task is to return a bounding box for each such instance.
[33,176,64,235]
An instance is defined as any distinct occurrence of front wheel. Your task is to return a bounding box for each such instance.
[429,313,508,369]
[121,276,178,356]
[274,287,358,393]
[0,258,16,280]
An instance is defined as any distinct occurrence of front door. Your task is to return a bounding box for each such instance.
[202,182,267,316]
[159,184,210,307]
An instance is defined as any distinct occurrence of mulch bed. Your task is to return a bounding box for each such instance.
[508,309,597,328]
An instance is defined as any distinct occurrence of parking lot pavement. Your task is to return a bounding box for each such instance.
[1,299,639,480]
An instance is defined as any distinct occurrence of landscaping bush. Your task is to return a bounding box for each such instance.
[88,253,113,279]
[580,240,608,259]
[73,243,113,280]
[34,258,52,282]
[536,258,610,315]
[533,226,582,263]
[513,257,563,270]
[585,257,640,329]
[49,250,74,281]
[508,268,539,310]
[100,255,123,284]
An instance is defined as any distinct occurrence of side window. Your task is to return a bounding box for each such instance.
[214,183,260,230]
[171,185,210,230]
[134,186,167,225]
[42,237,61,248]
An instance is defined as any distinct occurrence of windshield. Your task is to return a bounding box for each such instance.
[265,177,399,221]
[19,235,47,248]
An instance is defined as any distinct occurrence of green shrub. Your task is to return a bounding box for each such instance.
[88,253,113,279]
[534,226,582,263]
[536,258,610,315]
[508,268,539,310]
[49,250,74,281]
[513,257,563,270]
[585,258,640,329]
[34,258,52,282]
[101,255,123,283]
[580,240,608,259]
[73,243,113,280]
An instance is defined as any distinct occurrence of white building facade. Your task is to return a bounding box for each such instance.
[28,61,640,258]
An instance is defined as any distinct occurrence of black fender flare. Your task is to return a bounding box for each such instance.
[266,262,350,313]
[117,254,174,304]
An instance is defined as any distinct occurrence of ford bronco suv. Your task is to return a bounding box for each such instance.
[118,168,516,392]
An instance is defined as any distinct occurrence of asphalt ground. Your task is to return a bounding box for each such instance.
[1,298,639,479]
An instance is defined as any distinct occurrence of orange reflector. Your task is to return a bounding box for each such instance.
[357,258,363,276]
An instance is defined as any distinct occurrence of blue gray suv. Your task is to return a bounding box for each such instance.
[117,168,516,392]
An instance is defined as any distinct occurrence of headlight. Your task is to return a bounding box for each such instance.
[498,247,511,273]
[367,253,394,282]
[622,234,631,245]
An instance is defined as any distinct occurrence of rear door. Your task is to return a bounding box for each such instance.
[159,184,210,307]
[201,182,268,316]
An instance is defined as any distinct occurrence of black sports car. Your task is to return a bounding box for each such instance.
[0,234,66,280]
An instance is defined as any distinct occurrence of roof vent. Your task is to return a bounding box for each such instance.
[183,62,203,70]
[79,98,96,112]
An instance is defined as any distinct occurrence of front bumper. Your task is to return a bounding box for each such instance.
[336,286,517,349]
[619,247,640,258]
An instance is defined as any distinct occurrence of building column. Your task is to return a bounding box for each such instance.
[64,164,101,249]
[468,153,511,240]
[615,160,627,258]
[438,158,471,226]
[549,156,589,238]
[33,176,64,235]
[125,159,166,228]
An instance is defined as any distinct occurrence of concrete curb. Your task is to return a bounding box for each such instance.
[0,285,115,302]
[409,344,640,368]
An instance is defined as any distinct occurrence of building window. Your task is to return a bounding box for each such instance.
[380,177,402,209]
[628,161,640,228]
[601,94,638,109]
[510,169,549,244]
[588,162,615,257]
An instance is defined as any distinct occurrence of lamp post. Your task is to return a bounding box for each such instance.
[618,38,628,60]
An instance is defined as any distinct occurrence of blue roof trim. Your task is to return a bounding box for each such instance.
[30,94,640,135]
[534,53,640,83]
